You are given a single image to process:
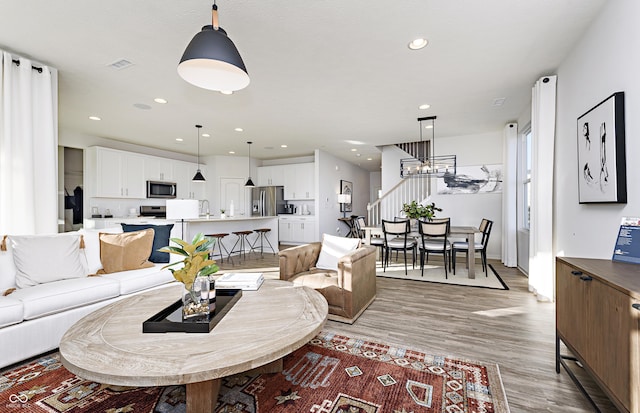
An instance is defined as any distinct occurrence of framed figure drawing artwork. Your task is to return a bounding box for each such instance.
[577,92,627,203]
[340,180,352,213]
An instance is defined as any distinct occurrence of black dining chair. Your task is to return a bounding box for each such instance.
[417,220,451,278]
[452,219,493,275]
[381,219,416,275]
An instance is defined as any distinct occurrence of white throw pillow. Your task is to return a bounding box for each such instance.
[79,227,123,274]
[10,233,88,288]
[315,234,361,271]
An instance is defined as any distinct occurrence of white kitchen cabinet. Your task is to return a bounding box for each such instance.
[144,156,174,181]
[279,216,316,243]
[283,163,315,200]
[257,165,285,186]
[88,147,145,198]
[174,160,206,200]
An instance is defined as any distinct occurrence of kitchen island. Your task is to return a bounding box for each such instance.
[185,216,279,259]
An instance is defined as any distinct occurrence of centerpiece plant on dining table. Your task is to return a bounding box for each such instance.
[401,200,442,221]
[159,233,219,317]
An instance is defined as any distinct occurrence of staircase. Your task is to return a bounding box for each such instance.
[366,142,432,226]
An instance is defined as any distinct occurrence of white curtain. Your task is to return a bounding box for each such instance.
[528,75,557,302]
[0,51,58,234]
[501,122,518,267]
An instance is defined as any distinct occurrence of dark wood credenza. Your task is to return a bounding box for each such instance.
[556,257,640,413]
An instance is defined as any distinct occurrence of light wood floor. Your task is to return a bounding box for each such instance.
[220,246,619,413]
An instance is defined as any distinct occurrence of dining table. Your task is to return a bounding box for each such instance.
[363,224,481,279]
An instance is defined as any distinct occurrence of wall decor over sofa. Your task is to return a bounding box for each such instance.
[577,91,626,203]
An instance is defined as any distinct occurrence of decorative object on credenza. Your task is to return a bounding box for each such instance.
[178,1,249,92]
[577,91,626,203]
[159,233,219,319]
[401,200,442,221]
[340,180,353,216]
[436,164,503,194]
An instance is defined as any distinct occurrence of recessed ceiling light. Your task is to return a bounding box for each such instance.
[281,144,288,148]
[133,103,151,110]
[229,150,235,154]
[202,133,210,138]
[425,125,433,129]
[220,90,233,95]
[89,116,101,121]
[154,98,167,104]
[351,148,357,152]
[419,104,430,110]
[234,128,243,132]
[175,138,184,142]
[408,38,428,50]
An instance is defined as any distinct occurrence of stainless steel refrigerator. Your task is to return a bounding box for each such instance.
[251,186,286,216]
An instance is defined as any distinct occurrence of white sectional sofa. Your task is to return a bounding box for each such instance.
[0,227,179,369]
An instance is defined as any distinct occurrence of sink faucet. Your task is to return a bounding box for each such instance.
[200,199,210,218]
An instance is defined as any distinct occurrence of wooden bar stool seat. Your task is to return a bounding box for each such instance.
[205,233,232,265]
[250,228,276,257]
[229,230,253,261]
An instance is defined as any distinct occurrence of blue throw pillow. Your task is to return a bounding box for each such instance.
[120,224,174,263]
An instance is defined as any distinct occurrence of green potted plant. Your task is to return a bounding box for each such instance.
[401,200,442,221]
[159,233,219,318]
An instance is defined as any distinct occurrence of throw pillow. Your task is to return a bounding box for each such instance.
[121,224,174,263]
[10,233,88,288]
[315,233,361,271]
[97,229,155,274]
[78,227,123,274]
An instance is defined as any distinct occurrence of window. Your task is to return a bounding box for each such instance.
[520,127,532,229]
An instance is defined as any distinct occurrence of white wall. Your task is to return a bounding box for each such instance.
[315,149,371,238]
[554,0,640,258]
[380,131,504,259]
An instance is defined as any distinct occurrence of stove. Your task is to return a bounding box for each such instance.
[139,205,166,218]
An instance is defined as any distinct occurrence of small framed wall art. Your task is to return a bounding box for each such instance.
[340,180,353,213]
[577,91,626,203]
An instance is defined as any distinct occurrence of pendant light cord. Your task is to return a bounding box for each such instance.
[211,2,219,30]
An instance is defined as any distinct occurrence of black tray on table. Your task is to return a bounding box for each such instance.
[142,289,242,333]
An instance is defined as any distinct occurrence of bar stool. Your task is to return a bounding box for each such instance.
[229,230,253,261]
[250,228,276,257]
[205,233,232,265]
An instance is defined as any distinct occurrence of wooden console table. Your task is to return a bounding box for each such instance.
[556,257,640,413]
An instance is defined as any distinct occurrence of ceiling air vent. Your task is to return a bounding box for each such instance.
[107,59,134,70]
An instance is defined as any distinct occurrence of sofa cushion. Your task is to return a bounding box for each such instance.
[121,224,174,263]
[10,233,88,288]
[79,227,123,274]
[8,277,120,320]
[315,234,360,271]
[0,296,23,328]
[0,238,17,292]
[98,230,155,274]
[100,264,174,295]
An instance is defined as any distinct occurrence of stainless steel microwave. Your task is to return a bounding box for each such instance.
[146,181,176,199]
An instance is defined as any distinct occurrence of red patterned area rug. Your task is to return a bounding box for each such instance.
[0,331,510,412]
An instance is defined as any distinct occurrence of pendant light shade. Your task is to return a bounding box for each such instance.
[245,141,255,187]
[192,125,206,182]
[178,3,249,92]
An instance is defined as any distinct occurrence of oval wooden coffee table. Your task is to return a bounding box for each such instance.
[60,280,328,413]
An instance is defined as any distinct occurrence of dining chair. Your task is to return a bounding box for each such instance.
[452,219,493,275]
[417,220,451,278]
[382,219,416,275]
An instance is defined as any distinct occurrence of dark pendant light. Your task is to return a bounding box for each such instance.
[245,141,255,187]
[192,125,206,182]
[178,2,250,92]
